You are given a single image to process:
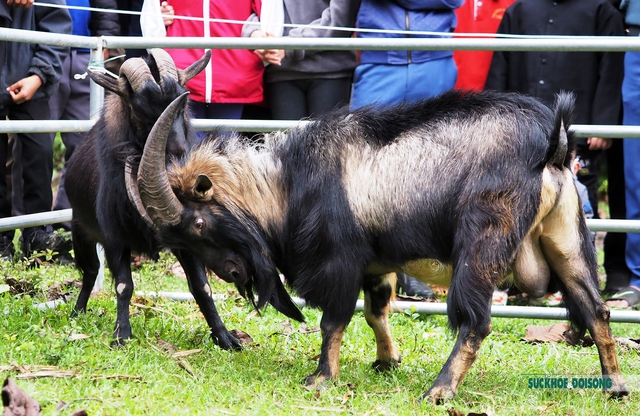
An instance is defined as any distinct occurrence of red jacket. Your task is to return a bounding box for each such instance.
[453,0,515,91]
[165,1,264,104]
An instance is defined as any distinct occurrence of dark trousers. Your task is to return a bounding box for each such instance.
[0,99,54,241]
[49,50,91,230]
[267,77,352,120]
[603,139,631,290]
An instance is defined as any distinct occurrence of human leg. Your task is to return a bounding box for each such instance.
[607,49,640,308]
[11,100,59,257]
[189,100,244,139]
[307,77,352,118]
[603,140,631,294]
[267,80,309,120]
[53,51,90,219]
[0,130,14,260]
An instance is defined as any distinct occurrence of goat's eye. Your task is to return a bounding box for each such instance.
[195,218,205,229]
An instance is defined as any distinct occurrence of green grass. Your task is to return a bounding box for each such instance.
[2,253,640,415]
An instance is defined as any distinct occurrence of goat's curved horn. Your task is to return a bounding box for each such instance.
[119,57,154,93]
[137,92,190,227]
[149,48,178,83]
[124,156,159,232]
[178,49,212,86]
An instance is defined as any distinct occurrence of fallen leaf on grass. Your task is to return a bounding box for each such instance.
[522,323,570,343]
[88,374,142,381]
[615,337,640,351]
[132,302,178,319]
[447,410,488,416]
[15,370,78,379]
[155,334,178,353]
[522,323,593,346]
[68,334,91,341]
[171,349,202,358]
[176,358,196,377]
[2,377,41,416]
[229,329,253,345]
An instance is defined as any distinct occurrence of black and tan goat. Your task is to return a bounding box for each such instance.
[65,49,243,349]
[128,90,628,402]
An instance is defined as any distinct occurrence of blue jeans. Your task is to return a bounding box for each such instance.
[350,57,457,110]
[622,49,640,289]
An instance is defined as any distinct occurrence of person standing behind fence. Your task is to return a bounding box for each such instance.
[0,0,71,260]
[605,0,640,309]
[242,0,359,121]
[49,0,119,244]
[163,1,264,134]
[453,0,515,90]
[349,0,463,299]
[485,0,625,222]
[349,0,464,110]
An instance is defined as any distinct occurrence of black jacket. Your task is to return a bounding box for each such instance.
[485,0,625,126]
[90,0,120,37]
[0,0,72,109]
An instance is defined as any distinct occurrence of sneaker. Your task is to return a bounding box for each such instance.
[529,291,563,307]
[24,228,73,258]
[396,273,436,299]
[0,234,14,261]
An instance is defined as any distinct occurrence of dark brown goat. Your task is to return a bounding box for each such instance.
[129,89,628,402]
[65,49,242,349]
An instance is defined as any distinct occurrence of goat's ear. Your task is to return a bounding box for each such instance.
[87,68,125,97]
[193,174,213,199]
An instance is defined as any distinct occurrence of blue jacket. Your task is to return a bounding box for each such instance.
[356,0,464,65]
[0,0,72,109]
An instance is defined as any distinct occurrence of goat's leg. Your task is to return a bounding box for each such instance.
[173,249,242,350]
[102,244,134,345]
[70,224,100,317]
[541,217,628,398]
[424,237,497,403]
[363,273,401,371]
[424,305,492,404]
[305,307,355,386]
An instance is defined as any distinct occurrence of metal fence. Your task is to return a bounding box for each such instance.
[1,27,640,320]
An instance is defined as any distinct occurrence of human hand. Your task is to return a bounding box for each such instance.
[6,74,43,104]
[587,137,612,151]
[7,0,34,8]
[251,31,284,66]
[161,1,174,26]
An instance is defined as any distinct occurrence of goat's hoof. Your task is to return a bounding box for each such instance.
[608,383,630,400]
[109,337,128,348]
[304,372,329,387]
[216,329,253,350]
[422,386,456,405]
[372,357,401,372]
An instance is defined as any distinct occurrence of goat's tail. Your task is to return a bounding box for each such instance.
[547,91,576,169]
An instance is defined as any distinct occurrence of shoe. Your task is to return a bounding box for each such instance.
[529,291,563,307]
[602,269,632,296]
[0,234,14,261]
[396,273,436,299]
[24,228,73,258]
[605,286,640,309]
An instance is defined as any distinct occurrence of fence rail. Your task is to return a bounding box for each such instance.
[3,27,640,321]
